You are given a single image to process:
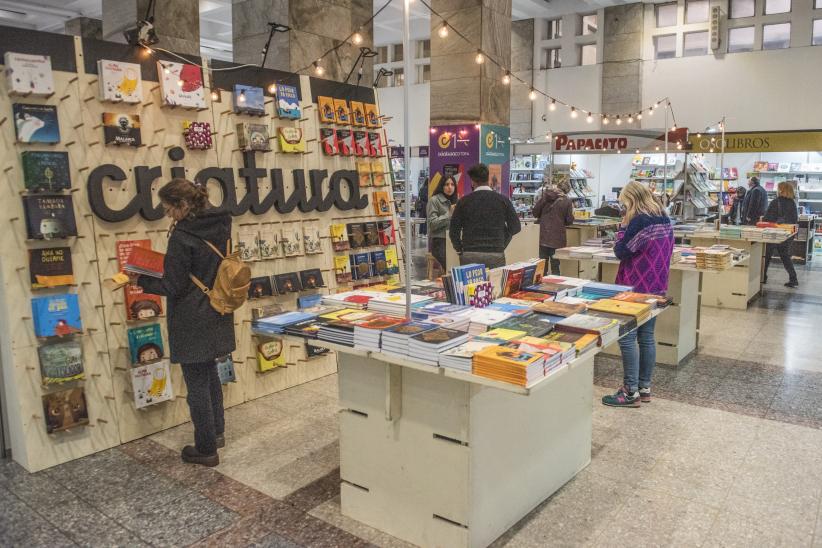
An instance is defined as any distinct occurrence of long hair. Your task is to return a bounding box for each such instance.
[158,178,210,215]
[432,175,458,205]
[778,181,796,200]
[619,181,665,225]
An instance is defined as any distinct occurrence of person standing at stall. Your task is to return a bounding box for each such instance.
[741,176,768,225]
[602,181,674,408]
[726,186,746,225]
[763,181,799,288]
[416,177,429,236]
[532,179,574,275]
[427,176,458,271]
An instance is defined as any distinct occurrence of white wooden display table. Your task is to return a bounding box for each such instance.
[561,221,621,279]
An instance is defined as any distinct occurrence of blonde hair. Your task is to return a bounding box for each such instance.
[619,181,665,224]
[778,181,796,200]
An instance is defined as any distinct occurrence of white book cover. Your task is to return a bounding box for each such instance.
[4,52,54,96]
[157,60,205,109]
[237,225,261,262]
[98,59,142,103]
[258,225,282,259]
[131,359,174,409]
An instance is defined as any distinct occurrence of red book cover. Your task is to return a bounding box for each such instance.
[367,132,383,157]
[125,246,165,277]
[125,287,163,321]
[378,220,394,245]
[116,239,150,271]
[337,129,352,156]
[353,130,368,157]
[503,269,524,297]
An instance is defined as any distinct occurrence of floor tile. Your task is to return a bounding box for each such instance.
[52,497,151,547]
[0,485,76,547]
[705,510,812,548]
[308,496,416,548]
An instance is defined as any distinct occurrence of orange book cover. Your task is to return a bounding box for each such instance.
[373,191,391,216]
[364,103,381,128]
[124,246,165,277]
[350,100,366,126]
[318,96,336,124]
[333,98,350,125]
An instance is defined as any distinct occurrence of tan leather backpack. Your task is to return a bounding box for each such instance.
[190,239,251,315]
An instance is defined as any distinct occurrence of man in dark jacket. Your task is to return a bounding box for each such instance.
[741,176,768,225]
[449,163,522,269]
[532,180,575,275]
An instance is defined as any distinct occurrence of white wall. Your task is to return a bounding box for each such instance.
[532,64,602,136]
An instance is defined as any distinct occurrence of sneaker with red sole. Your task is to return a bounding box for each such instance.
[602,385,641,408]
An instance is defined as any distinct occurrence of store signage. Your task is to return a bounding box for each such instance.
[389,146,404,158]
[553,129,689,153]
[688,130,822,153]
[480,124,511,194]
[430,124,481,196]
[87,151,367,223]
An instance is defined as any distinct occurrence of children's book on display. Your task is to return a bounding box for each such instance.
[217,355,236,384]
[98,59,142,102]
[102,113,142,147]
[38,340,84,385]
[23,195,77,240]
[31,294,83,340]
[4,52,54,96]
[157,61,205,109]
[29,247,73,289]
[127,324,164,365]
[131,359,174,409]
[42,387,88,433]
[276,84,300,119]
[183,121,213,150]
[233,84,265,116]
[13,103,60,143]
[21,151,70,193]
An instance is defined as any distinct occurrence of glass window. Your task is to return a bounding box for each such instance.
[656,3,678,27]
[764,0,791,14]
[729,0,755,18]
[654,34,677,59]
[420,63,430,83]
[813,19,822,45]
[541,48,561,69]
[376,46,389,64]
[581,14,597,35]
[685,0,709,23]
[728,26,755,52]
[817,0,822,8]
[544,18,562,40]
[580,44,597,65]
[394,43,403,62]
[417,39,430,58]
[683,30,709,56]
[393,68,404,87]
[762,22,791,49]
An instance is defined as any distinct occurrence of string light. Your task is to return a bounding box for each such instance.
[617,149,622,154]
[501,71,511,85]
[238,90,246,103]
[602,115,609,125]
[528,88,537,101]
[586,112,593,123]
[637,112,643,120]
[635,149,640,154]
[475,50,484,64]
[210,89,220,101]
[549,99,557,111]
[268,83,277,94]
[162,64,170,75]
[709,147,715,152]
[655,146,660,151]
[697,133,702,138]
[177,79,184,87]
[352,32,363,45]
[653,101,659,109]
[313,61,324,76]
[615,115,622,126]
[677,142,683,150]
[438,22,449,38]
[628,114,634,124]
[570,106,578,118]
[649,106,655,115]
[671,124,677,131]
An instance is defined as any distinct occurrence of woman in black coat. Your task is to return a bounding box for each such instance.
[762,181,799,288]
[134,179,235,466]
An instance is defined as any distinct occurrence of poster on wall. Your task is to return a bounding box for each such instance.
[429,124,481,197]
[480,124,511,195]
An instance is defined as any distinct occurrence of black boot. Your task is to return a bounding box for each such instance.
[181,445,219,467]
[216,434,225,449]
[785,280,798,288]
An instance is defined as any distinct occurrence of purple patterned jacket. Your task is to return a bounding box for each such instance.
[614,214,674,295]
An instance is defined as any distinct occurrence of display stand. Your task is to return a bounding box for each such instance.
[559,221,620,279]
[444,222,540,269]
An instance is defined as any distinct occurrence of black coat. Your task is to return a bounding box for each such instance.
[138,210,236,364]
[741,184,768,225]
[763,196,798,224]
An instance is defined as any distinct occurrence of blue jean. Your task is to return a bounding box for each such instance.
[618,318,657,392]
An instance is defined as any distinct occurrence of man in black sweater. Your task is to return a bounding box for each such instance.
[449,163,522,269]
[741,176,768,225]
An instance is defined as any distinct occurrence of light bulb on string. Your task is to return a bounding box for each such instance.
[655,146,660,151]
[654,101,659,109]
[162,64,170,75]
[210,89,220,101]
[570,106,578,118]
[142,45,153,57]
[475,50,485,64]
[314,61,324,76]
[635,149,640,154]
[268,83,277,94]
[586,112,593,123]
[502,71,511,85]
[628,114,634,124]
[677,142,683,150]
[438,23,449,38]
[352,32,363,45]
[615,115,622,126]
[430,127,437,134]
[602,115,609,125]
[697,133,702,138]
[177,79,184,87]
[709,147,714,153]
[637,112,643,120]
[549,99,557,111]
[671,124,677,131]
[617,149,622,154]
[528,88,537,101]
[238,90,246,103]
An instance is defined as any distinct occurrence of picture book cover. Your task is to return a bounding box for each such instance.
[258,225,282,259]
[38,340,83,385]
[336,129,353,156]
[102,113,141,147]
[353,131,369,156]
[127,324,164,365]
[368,133,384,157]
[385,247,399,275]
[306,342,329,358]
[281,225,303,256]
[23,195,77,240]
[333,98,350,125]
[21,151,70,192]
[123,246,164,277]
[351,253,371,280]
[371,161,387,186]
[42,387,88,433]
[157,61,205,109]
[29,247,73,289]
[97,59,142,103]
[543,330,598,352]
[5,52,54,96]
[274,272,301,294]
[233,84,265,116]
[237,122,271,151]
[320,127,338,155]
[364,222,379,247]
[303,222,322,254]
[216,355,236,384]
[257,339,285,372]
[276,84,300,119]
[357,161,372,187]
[125,288,163,321]
[350,100,366,126]
[373,191,391,216]
[278,127,305,153]
[364,103,381,128]
[299,268,325,289]
[410,326,465,345]
[131,359,173,409]
[370,250,388,276]
[502,269,524,297]
[318,96,336,124]
[557,313,619,334]
[330,223,350,251]
[183,121,212,150]
[237,225,260,262]
[32,293,81,337]
[116,239,149,270]
[13,103,60,143]
[248,276,274,299]
[378,220,395,245]
[347,222,366,248]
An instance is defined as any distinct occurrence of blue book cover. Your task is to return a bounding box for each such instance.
[31,293,82,337]
[352,252,371,280]
[233,84,265,116]
[521,264,537,288]
[276,84,300,119]
[13,103,60,143]
[127,324,164,365]
[370,250,387,277]
[216,355,236,384]
[298,294,323,309]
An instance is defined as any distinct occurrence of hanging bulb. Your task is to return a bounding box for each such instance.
[602,115,609,125]
[617,149,622,154]
[615,115,622,126]
[352,31,363,45]
[210,89,220,101]
[142,46,153,57]
[655,146,660,151]
[475,50,485,64]
[162,64,170,75]
[654,101,659,109]
[570,106,578,118]
[628,114,634,124]
[709,147,714,153]
[649,106,654,115]
[238,90,246,103]
[671,124,677,131]
[637,112,643,120]
[177,79,184,87]
[549,99,557,111]
[677,142,683,150]
[438,23,449,38]
[268,83,277,94]
[501,71,511,85]
[528,88,537,101]
[314,61,324,76]
[635,149,640,154]
[697,133,702,138]
[586,112,593,123]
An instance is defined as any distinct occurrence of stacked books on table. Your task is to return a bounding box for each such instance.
[423,311,473,332]
[367,293,433,315]
[720,225,742,239]
[543,330,599,355]
[532,301,587,319]
[670,247,683,264]
[322,291,374,309]
[252,311,317,335]
[508,291,550,302]
[579,282,633,300]
[380,321,436,357]
[695,247,732,270]
[472,344,545,387]
[439,339,500,372]
[613,291,671,308]
[408,327,469,367]
[491,314,554,338]
[555,246,607,259]
[556,313,620,347]
[318,321,356,346]
[353,315,407,351]
[464,308,513,335]
[443,263,488,305]
[588,299,653,324]
[502,337,573,375]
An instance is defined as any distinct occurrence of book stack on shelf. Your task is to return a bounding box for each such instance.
[472,345,546,387]
[695,247,733,270]
[408,327,469,367]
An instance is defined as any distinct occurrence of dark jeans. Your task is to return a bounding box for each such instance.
[459,251,506,270]
[180,360,225,455]
[431,237,447,271]
[539,245,560,275]
[765,240,798,283]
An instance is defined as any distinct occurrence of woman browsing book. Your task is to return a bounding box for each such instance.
[602,181,673,408]
[427,176,458,271]
[762,181,799,288]
[132,178,235,466]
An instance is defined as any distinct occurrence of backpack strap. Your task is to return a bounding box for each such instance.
[190,274,210,294]
[189,238,228,295]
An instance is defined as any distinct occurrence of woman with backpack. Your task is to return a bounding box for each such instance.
[132,178,238,467]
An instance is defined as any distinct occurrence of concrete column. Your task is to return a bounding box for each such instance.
[102,0,201,56]
[232,0,374,84]
[601,3,643,118]
[65,17,102,40]
[430,0,512,125]
[510,19,534,140]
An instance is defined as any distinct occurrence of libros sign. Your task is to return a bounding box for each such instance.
[87,151,367,223]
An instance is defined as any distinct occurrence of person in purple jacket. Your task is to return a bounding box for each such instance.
[602,182,674,408]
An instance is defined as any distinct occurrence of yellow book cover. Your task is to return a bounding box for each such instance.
[357,161,373,187]
[278,127,305,153]
[350,100,366,126]
[364,103,381,128]
[257,339,285,372]
[330,223,349,251]
[478,328,527,341]
[385,247,398,273]
[373,190,391,216]
[475,345,542,367]
[318,96,336,124]
[333,256,352,284]
[333,98,351,125]
[371,161,387,186]
[588,299,652,318]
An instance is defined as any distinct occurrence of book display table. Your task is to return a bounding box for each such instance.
[561,220,621,279]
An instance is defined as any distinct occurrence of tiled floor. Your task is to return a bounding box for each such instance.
[3,256,822,547]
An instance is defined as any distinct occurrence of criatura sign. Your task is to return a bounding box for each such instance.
[553,129,689,153]
[87,151,367,223]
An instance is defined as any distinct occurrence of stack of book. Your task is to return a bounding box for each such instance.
[543,330,599,355]
[695,248,732,270]
[580,282,633,300]
[367,292,433,315]
[612,292,671,308]
[464,308,513,335]
[472,345,545,387]
[720,225,742,239]
[353,315,407,351]
[588,299,653,324]
[318,320,357,346]
[508,291,550,302]
[439,339,500,372]
[253,311,317,335]
[532,301,587,318]
[491,315,554,338]
[381,322,437,356]
[503,337,570,374]
[284,319,323,339]
[423,311,472,332]
[445,263,488,305]
[522,281,577,300]
[670,247,683,264]
[408,327,469,367]
[476,327,527,342]
[556,313,620,347]
[322,291,374,309]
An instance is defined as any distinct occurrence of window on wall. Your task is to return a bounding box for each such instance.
[817,0,822,8]
[763,22,791,49]
[393,68,404,87]
[580,44,597,65]
[394,43,403,62]
[416,39,430,58]
[420,64,430,83]
[685,0,709,23]
[729,0,755,18]
[376,46,389,64]
[656,3,678,27]
[581,14,597,35]
[654,34,677,59]
[728,26,755,52]
[764,0,791,14]
[541,47,561,69]
[545,18,562,40]
[813,19,822,45]
[683,31,709,56]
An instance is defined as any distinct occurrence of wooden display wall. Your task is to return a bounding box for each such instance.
[0,29,401,472]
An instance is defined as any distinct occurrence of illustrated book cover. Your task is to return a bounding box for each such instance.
[278,127,305,153]
[13,103,60,143]
[281,225,303,256]
[373,191,391,216]
[371,161,387,186]
[237,122,271,151]
[357,161,372,187]
[4,52,54,96]
[42,387,88,433]
[258,225,282,259]
[38,340,83,385]
[276,84,300,119]
[364,222,379,247]
[131,359,174,409]
[21,151,70,192]
[237,225,261,262]
[183,121,212,150]
[385,247,399,275]
[23,195,77,240]
[350,100,366,126]
[333,98,350,125]
[334,255,352,283]
[353,131,369,157]
[233,84,265,116]
[336,129,353,155]
[32,293,82,337]
[97,59,142,103]
[370,250,388,276]
[157,61,205,109]
[330,223,350,251]
[274,272,301,294]
[303,222,322,254]
[318,96,336,123]
[299,268,325,289]
[320,127,338,155]
[350,253,371,280]
[368,133,384,157]
[29,247,73,289]
[364,103,381,128]
[128,324,164,365]
[248,276,274,299]
[378,220,395,245]
[257,339,285,372]
[102,113,141,147]
[216,355,236,384]
[347,222,366,248]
